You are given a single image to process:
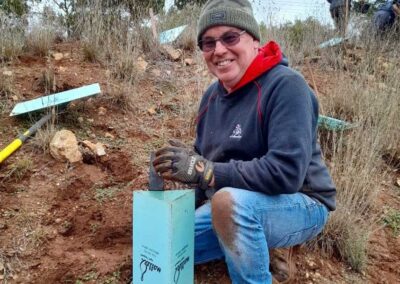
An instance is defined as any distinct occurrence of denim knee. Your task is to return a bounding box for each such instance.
[211,188,237,251]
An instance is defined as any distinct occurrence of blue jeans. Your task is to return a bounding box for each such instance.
[194,187,329,284]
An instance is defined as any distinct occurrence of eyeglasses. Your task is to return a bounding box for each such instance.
[199,30,246,52]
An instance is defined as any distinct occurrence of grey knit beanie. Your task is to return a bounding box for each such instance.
[197,0,261,44]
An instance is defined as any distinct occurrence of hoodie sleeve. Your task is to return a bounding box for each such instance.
[212,73,316,195]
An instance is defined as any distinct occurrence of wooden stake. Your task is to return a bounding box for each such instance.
[149,8,158,40]
[344,0,349,36]
[306,59,325,114]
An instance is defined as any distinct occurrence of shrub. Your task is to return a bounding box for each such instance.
[25,25,56,57]
[0,11,25,61]
[310,35,400,270]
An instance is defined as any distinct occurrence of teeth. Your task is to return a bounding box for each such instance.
[217,59,232,66]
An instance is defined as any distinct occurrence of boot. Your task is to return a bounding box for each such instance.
[269,247,298,283]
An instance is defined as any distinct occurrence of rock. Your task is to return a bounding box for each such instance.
[367,74,375,82]
[151,69,161,77]
[11,95,19,101]
[78,117,84,123]
[50,130,82,163]
[378,82,387,90]
[137,56,148,72]
[98,106,107,116]
[105,132,115,139]
[2,70,12,76]
[184,58,194,66]
[95,144,106,156]
[81,140,106,156]
[307,259,316,268]
[162,45,181,61]
[0,222,7,230]
[58,221,73,236]
[52,52,64,61]
[147,107,157,115]
[82,140,97,151]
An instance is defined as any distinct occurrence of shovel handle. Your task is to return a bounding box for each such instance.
[0,113,52,164]
[0,139,23,163]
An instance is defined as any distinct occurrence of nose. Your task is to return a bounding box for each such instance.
[213,40,227,55]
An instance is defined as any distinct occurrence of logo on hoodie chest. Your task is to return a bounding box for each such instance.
[229,124,242,139]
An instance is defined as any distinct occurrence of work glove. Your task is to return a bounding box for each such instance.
[168,139,197,155]
[153,140,214,190]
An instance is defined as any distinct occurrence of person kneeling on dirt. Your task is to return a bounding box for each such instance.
[327,0,352,33]
[373,0,400,32]
[153,0,336,283]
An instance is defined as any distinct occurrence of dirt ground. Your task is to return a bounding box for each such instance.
[0,42,399,283]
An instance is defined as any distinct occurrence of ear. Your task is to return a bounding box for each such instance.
[253,40,260,50]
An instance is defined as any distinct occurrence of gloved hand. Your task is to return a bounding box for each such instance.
[168,139,197,155]
[153,140,214,190]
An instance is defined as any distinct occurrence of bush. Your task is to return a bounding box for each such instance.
[261,17,333,65]
[0,12,25,61]
[310,36,400,270]
[25,25,57,57]
[0,0,28,17]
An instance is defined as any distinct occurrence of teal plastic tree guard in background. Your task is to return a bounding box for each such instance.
[318,115,353,131]
[159,25,187,44]
[10,83,101,116]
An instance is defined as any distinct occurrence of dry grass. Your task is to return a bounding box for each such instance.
[1,158,33,184]
[310,35,399,270]
[0,74,13,95]
[82,42,102,63]
[77,2,150,109]
[0,12,25,62]
[25,25,57,57]
[36,69,57,94]
[261,18,334,65]
[31,117,57,154]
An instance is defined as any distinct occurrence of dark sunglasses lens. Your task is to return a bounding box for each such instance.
[201,39,216,52]
[221,32,240,45]
[200,31,242,51]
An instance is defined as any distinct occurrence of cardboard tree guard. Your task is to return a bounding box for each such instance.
[133,190,195,284]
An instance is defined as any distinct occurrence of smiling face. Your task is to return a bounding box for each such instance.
[201,26,260,92]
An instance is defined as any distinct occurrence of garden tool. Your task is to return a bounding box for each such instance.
[149,152,164,191]
[0,83,101,164]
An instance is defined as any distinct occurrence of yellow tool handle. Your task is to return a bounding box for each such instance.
[0,139,23,163]
[0,113,51,164]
